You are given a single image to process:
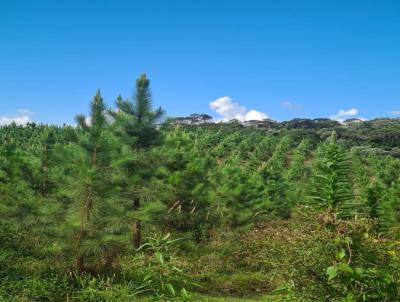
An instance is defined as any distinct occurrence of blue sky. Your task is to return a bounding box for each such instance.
[1,0,400,125]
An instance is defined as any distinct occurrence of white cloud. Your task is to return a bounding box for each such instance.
[281,100,301,109]
[209,96,269,122]
[330,108,359,123]
[245,109,268,121]
[390,110,400,116]
[85,116,92,126]
[0,108,35,126]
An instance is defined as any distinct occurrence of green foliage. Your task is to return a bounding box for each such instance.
[116,233,194,301]
[66,90,120,272]
[324,231,399,301]
[2,75,400,300]
[307,131,363,218]
[203,209,400,301]
[109,73,164,248]
[377,179,400,234]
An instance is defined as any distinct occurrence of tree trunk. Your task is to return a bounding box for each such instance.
[132,146,142,249]
[132,220,141,248]
[132,198,141,248]
[76,255,84,273]
[41,145,49,196]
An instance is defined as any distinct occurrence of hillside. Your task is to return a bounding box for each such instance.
[1,80,400,301]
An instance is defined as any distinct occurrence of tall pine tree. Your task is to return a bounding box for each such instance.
[109,74,164,248]
[68,90,116,272]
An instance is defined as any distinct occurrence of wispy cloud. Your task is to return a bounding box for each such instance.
[209,96,269,121]
[390,110,400,116]
[281,100,302,109]
[0,108,35,126]
[330,108,359,123]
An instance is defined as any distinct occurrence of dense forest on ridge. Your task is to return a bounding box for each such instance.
[1,74,400,301]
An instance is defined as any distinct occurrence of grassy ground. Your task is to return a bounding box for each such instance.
[135,294,283,301]
[195,295,278,301]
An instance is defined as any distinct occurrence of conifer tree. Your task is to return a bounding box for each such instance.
[285,139,312,210]
[109,74,164,248]
[213,153,268,229]
[308,131,360,218]
[377,179,400,234]
[286,139,311,182]
[259,136,292,218]
[39,127,56,196]
[68,90,115,272]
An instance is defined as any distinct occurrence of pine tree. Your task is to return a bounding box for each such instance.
[39,127,56,196]
[214,153,268,229]
[109,74,164,248]
[286,139,311,182]
[377,179,400,234]
[68,90,115,272]
[307,131,360,218]
[259,136,292,218]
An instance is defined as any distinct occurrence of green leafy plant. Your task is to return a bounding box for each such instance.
[136,233,194,301]
[325,233,398,301]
